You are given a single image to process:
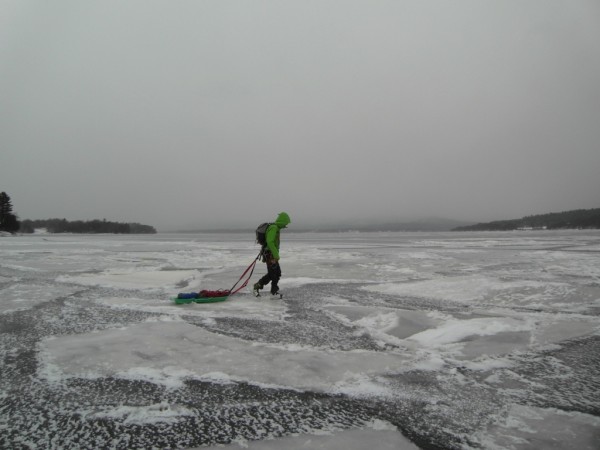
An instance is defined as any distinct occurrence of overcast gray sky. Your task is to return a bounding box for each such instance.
[1,0,599,231]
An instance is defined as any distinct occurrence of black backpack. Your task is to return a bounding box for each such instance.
[255,222,271,247]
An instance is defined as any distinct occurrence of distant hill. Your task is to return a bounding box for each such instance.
[329,218,473,232]
[291,218,474,232]
[20,218,157,234]
[452,208,600,231]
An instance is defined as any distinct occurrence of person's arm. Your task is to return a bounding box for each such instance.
[265,225,280,260]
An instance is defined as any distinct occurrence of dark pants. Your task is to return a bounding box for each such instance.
[258,254,281,294]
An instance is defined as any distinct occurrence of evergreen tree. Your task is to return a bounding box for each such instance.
[0,192,20,233]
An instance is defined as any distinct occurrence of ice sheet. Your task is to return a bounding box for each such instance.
[2,231,599,449]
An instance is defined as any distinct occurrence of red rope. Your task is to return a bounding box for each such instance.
[228,254,260,296]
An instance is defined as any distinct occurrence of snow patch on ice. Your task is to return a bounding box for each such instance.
[212,420,417,450]
[408,317,532,346]
[93,293,289,321]
[38,321,412,395]
[57,269,200,290]
[363,276,572,306]
[0,283,79,314]
[323,306,440,347]
[83,402,195,425]
[354,311,399,333]
[283,277,360,287]
[363,276,495,302]
[474,404,600,450]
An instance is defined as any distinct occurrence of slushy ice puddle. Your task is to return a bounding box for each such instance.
[1,231,599,449]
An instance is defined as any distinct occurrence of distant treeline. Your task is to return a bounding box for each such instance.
[20,218,157,234]
[453,208,600,231]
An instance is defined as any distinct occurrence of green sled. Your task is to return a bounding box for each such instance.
[172,296,229,305]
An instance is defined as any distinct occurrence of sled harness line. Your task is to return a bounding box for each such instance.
[228,250,262,296]
[173,251,262,304]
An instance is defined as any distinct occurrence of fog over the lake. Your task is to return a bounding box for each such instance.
[1,1,599,231]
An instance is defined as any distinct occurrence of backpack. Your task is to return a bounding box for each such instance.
[255,222,271,247]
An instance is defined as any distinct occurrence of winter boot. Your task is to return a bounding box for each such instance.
[253,282,263,297]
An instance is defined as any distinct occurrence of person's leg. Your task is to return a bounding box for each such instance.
[257,271,271,288]
[268,262,281,294]
[254,259,272,294]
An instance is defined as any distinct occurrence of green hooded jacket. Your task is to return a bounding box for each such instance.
[265,212,291,260]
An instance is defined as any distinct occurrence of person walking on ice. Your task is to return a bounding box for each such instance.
[253,212,291,298]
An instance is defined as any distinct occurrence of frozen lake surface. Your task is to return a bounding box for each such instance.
[1,230,599,449]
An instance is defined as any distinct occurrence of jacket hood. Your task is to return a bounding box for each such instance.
[275,212,291,229]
